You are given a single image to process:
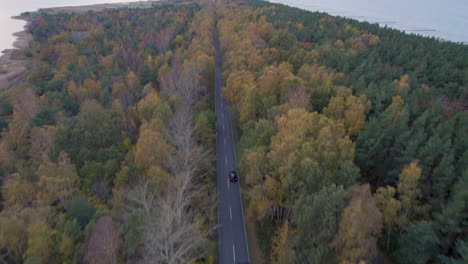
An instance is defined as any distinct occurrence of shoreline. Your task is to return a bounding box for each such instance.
[0,1,158,91]
[0,15,32,91]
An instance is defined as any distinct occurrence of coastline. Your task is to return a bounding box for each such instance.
[0,15,32,91]
[0,1,157,91]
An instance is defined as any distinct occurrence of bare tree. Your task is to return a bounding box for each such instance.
[126,54,215,264]
[155,27,176,54]
[84,216,121,264]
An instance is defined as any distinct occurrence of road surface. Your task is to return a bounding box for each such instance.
[213,4,250,264]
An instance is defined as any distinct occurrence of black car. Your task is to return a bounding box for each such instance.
[229,171,238,182]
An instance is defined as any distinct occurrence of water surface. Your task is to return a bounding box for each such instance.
[271,0,468,43]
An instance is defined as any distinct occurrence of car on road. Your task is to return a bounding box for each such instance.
[229,171,238,182]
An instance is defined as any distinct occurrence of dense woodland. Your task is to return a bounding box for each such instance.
[0,1,218,263]
[0,0,466,263]
[217,0,467,264]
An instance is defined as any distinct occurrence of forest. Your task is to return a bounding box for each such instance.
[0,0,218,263]
[216,0,467,264]
[0,0,466,263]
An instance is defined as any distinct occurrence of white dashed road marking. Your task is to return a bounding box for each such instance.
[233,244,236,262]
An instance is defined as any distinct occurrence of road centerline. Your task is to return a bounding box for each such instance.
[233,244,236,262]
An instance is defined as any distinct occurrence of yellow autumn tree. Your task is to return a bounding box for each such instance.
[37,151,80,209]
[83,78,102,100]
[398,161,430,221]
[134,119,172,186]
[374,161,430,249]
[374,186,403,249]
[0,209,28,261]
[137,91,172,123]
[223,70,258,124]
[24,218,57,263]
[67,80,84,101]
[331,184,382,264]
[257,62,301,103]
[270,220,296,264]
[395,74,411,95]
[241,146,267,186]
[223,70,256,108]
[268,108,356,191]
[1,173,36,207]
[323,87,371,136]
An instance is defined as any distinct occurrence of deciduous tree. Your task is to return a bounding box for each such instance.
[331,184,382,264]
[37,151,80,209]
[84,216,121,264]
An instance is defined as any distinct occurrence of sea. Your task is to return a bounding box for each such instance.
[1,0,468,52]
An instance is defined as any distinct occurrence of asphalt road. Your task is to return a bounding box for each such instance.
[213,6,250,264]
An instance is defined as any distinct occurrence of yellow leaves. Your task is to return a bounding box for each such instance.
[137,91,171,123]
[29,125,56,161]
[111,81,127,101]
[297,23,304,30]
[345,34,380,51]
[247,185,269,221]
[100,54,116,69]
[37,152,80,209]
[67,80,82,101]
[55,42,78,70]
[375,186,404,229]
[224,70,258,124]
[395,74,411,95]
[344,24,361,35]
[323,87,371,136]
[269,108,353,180]
[380,96,407,124]
[145,165,172,190]
[374,161,430,242]
[173,34,185,46]
[398,161,430,219]
[257,62,300,102]
[298,64,337,89]
[264,176,285,204]
[0,209,28,260]
[398,161,422,198]
[331,184,382,263]
[25,218,57,262]
[2,173,36,207]
[11,88,40,127]
[242,146,267,185]
[59,234,75,259]
[270,220,293,263]
[83,79,102,101]
[134,119,172,172]
[126,71,139,90]
[195,112,215,150]
[269,109,313,174]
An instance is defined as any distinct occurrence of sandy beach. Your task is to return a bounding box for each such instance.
[0,15,31,91]
[0,1,158,91]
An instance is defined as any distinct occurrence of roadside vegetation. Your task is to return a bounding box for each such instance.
[216,1,467,264]
[0,1,218,263]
